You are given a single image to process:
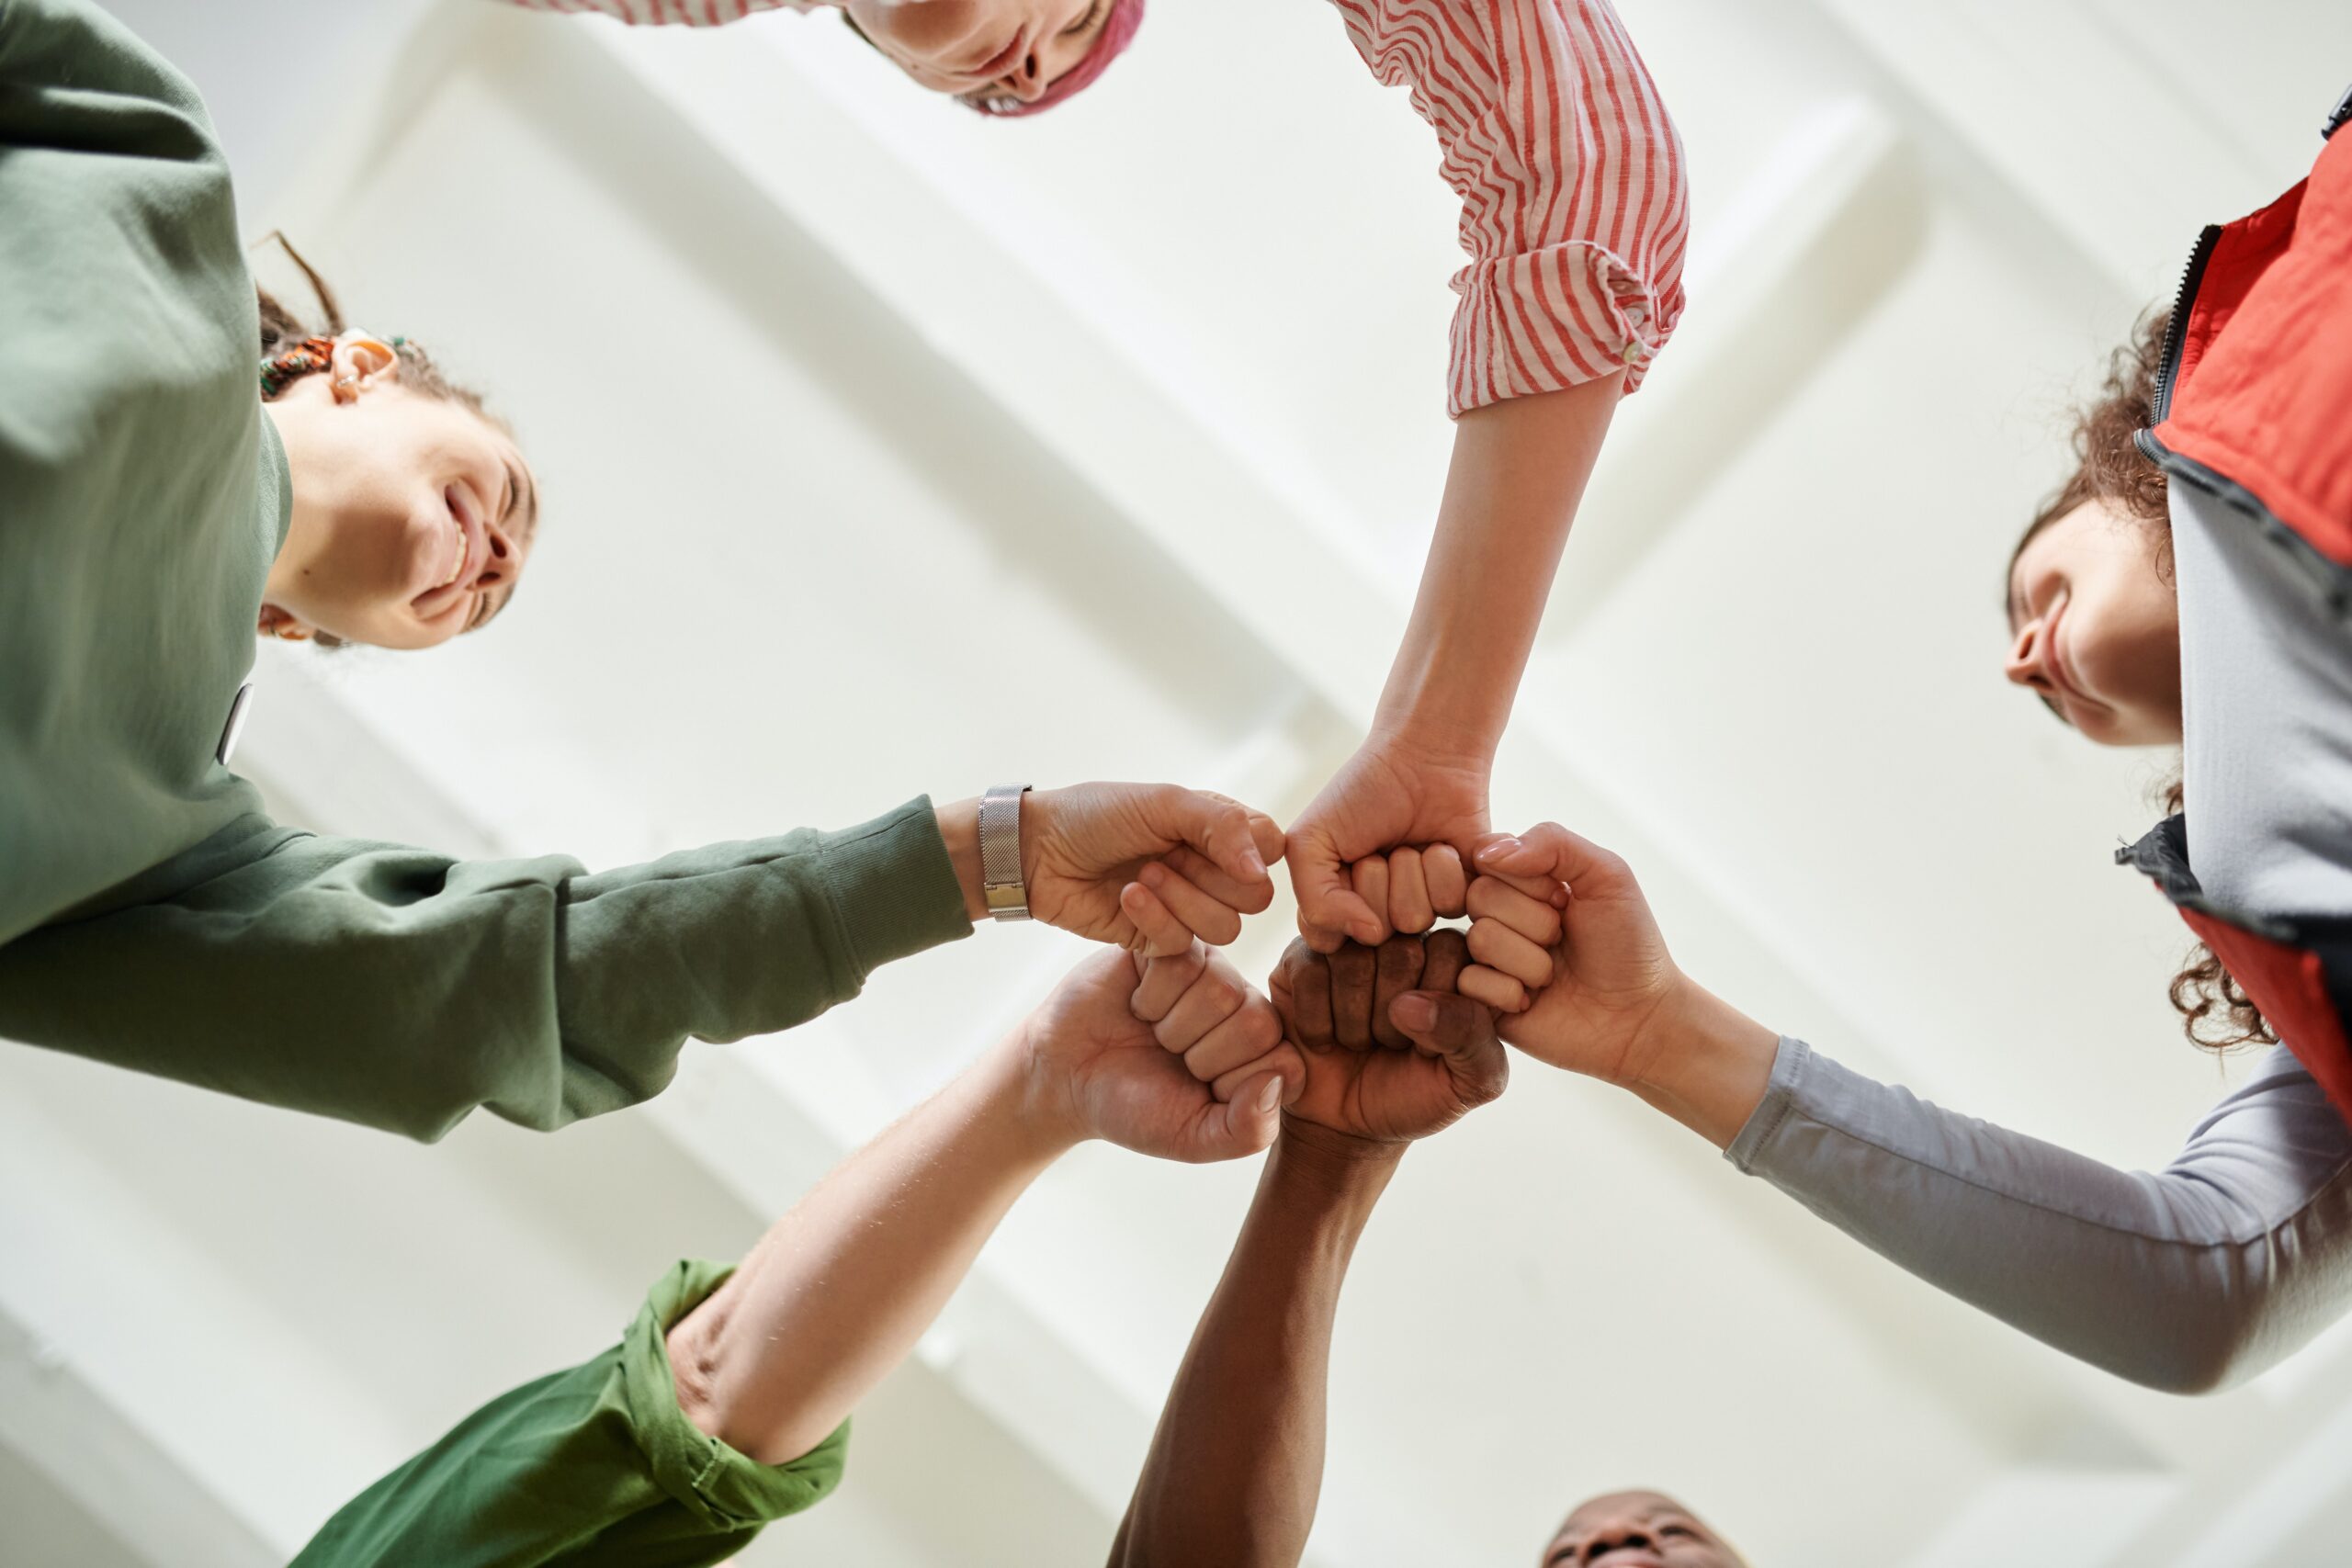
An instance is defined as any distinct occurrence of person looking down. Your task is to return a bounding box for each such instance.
[0,0,1279,1142]
[288,942,1294,1565]
[1106,934,1749,1568]
[1309,92,2352,1398]
[1430,337,2352,1383]
[492,0,1693,952]
[499,0,1145,115]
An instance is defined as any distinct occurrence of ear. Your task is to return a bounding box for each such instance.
[329,333,400,402]
[256,604,315,641]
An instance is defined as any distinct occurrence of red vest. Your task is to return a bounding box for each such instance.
[2126,96,2352,1122]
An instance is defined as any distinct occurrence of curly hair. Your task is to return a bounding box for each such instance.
[2017,311,2271,1052]
[2155,779,2278,1053]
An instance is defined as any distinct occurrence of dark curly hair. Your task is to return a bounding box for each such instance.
[2014,310,2272,1053]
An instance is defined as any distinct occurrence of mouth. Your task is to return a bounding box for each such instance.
[413,484,485,615]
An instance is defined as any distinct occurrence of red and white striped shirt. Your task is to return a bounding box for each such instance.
[493,0,1689,413]
[1331,0,1687,412]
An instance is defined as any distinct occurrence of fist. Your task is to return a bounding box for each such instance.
[1019,945,1288,1164]
[1268,930,1507,1145]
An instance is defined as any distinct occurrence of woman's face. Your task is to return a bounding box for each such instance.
[1541,1491,1744,1568]
[263,339,537,651]
[842,0,1117,106]
[2006,499,2182,747]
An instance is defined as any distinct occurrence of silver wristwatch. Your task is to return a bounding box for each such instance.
[978,784,1034,922]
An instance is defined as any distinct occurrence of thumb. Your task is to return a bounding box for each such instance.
[1287,822,1384,948]
[1391,993,1509,1110]
[1188,1070,1284,1163]
[1388,991,1494,1059]
[1475,822,1634,895]
[1169,790,1272,886]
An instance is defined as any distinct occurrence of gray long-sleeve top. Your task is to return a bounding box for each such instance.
[1730,1038,2352,1393]
[1722,361,2352,1395]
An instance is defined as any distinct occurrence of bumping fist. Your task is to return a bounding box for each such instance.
[1129,941,1306,1110]
[1268,931,1507,1145]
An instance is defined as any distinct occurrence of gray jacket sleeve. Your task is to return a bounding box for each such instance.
[1727,1038,2352,1393]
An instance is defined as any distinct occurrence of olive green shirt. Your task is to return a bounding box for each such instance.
[0,0,970,1139]
[293,1259,849,1566]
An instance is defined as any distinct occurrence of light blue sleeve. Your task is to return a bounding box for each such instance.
[1727,1039,2352,1393]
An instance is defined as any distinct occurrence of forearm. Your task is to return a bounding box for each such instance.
[1729,1040,2352,1393]
[1374,377,1623,760]
[0,799,968,1140]
[1110,1123,1400,1568]
[1623,979,1782,1150]
[668,1039,1069,1464]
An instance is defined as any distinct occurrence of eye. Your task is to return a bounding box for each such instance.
[1061,0,1104,37]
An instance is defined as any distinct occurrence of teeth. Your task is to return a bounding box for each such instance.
[440,517,465,588]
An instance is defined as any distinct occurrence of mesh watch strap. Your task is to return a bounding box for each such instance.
[979,784,1033,921]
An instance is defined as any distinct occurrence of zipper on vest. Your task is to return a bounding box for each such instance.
[2149,224,2222,426]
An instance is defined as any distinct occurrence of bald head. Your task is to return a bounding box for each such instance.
[1540,1491,1745,1568]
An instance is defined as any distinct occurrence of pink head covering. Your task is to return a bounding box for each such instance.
[970,0,1145,117]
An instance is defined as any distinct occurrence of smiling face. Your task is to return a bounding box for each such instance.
[1541,1491,1745,1568]
[261,336,537,650]
[2005,498,2182,746]
[842,0,1122,109]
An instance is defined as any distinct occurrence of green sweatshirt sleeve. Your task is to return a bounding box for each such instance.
[0,797,970,1141]
[291,1259,847,1568]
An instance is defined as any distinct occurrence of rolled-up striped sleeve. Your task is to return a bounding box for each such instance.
[1333,0,1690,414]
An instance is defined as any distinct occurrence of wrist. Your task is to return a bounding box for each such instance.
[936,797,990,924]
[977,1023,1089,1167]
[1274,1117,1406,1183]
[1363,706,1498,775]
[1623,979,1779,1150]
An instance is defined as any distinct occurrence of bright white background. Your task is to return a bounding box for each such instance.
[7,2,2352,1563]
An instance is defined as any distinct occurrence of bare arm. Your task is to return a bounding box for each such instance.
[1107,1125,1400,1568]
[1112,935,1506,1566]
[1289,380,1623,949]
[1378,378,1623,761]
[666,945,1287,1465]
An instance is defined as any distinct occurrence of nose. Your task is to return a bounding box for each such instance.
[2005,617,2050,691]
[469,516,522,594]
[1581,1520,1657,1563]
[999,48,1047,101]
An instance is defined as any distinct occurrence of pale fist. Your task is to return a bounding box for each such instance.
[1462,824,1687,1086]
[1128,941,1306,1109]
[1286,740,1491,953]
[1018,945,1287,1164]
[1008,783,1284,957]
[1269,931,1507,1145]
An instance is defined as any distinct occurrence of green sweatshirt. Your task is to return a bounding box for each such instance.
[0,0,970,1140]
[291,1259,849,1566]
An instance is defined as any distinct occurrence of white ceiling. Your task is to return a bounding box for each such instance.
[10,1,2352,1563]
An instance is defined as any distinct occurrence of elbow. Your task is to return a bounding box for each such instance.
[2095,1314,2278,1398]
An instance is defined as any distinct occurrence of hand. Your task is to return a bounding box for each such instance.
[1285,739,1491,953]
[1332,843,1471,941]
[1463,824,1686,1085]
[1269,931,1507,1145]
[1015,947,1288,1164]
[1128,941,1306,1108]
[945,783,1285,956]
